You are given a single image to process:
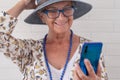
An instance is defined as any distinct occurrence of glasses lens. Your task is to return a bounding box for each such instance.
[63,6,74,17]
[43,6,74,19]
[47,9,59,19]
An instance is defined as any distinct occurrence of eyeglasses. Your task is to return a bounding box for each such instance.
[42,6,75,19]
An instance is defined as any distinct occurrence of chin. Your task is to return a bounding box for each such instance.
[53,28,70,35]
[54,24,70,33]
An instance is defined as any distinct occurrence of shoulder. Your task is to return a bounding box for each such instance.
[73,34,91,44]
[79,36,91,44]
[16,38,44,51]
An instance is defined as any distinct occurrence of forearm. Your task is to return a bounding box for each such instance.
[6,0,26,18]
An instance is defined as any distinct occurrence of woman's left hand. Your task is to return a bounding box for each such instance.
[73,59,101,80]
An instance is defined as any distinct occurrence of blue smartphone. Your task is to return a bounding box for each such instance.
[79,42,103,75]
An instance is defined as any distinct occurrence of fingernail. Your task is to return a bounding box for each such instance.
[84,58,89,62]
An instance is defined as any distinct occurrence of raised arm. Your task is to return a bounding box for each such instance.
[0,0,38,73]
[7,0,37,18]
[0,0,37,34]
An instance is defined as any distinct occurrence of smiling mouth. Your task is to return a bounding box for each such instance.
[55,22,67,26]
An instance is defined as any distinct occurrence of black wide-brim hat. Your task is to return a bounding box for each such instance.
[24,0,92,25]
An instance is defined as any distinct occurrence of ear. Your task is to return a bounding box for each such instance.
[37,12,46,24]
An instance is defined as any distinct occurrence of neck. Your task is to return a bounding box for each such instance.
[46,30,71,44]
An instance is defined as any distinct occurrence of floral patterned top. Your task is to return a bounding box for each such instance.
[0,11,108,80]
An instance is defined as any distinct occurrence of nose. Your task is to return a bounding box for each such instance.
[57,10,66,19]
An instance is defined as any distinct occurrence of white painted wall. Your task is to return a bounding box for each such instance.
[0,0,120,80]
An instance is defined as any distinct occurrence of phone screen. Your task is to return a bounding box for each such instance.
[79,42,103,75]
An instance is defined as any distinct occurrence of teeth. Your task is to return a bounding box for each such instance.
[55,22,66,26]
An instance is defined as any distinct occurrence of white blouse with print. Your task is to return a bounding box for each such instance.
[0,11,108,80]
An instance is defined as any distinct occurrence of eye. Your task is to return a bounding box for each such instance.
[63,6,73,12]
[63,6,74,16]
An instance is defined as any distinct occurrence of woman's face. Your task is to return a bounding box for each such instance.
[39,1,74,34]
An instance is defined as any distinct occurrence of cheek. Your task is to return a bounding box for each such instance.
[45,18,55,29]
[68,16,73,26]
[41,14,53,25]
[45,16,73,29]
[46,19,54,25]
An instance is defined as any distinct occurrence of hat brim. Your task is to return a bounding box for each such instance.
[24,0,92,25]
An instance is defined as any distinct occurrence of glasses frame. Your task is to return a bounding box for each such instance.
[42,6,75,19]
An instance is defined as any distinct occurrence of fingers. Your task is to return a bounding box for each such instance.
[73,61,101,80]
[74,63,88,80]
[96,62,102,78]
[84,59,96,77]
[23,0,37,9]
[73,69,82,80]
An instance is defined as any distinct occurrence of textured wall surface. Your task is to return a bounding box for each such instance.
[0,0,120,80]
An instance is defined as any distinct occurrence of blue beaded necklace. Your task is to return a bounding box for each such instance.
[43,30,73,80]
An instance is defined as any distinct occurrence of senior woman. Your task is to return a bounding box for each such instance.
[0,0,108,80]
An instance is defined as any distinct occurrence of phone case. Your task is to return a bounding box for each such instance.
[79,42,103,75]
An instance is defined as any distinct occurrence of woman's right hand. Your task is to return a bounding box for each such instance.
[73,60,101,80]
[22,0,37,10]
[7,0,37,17]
